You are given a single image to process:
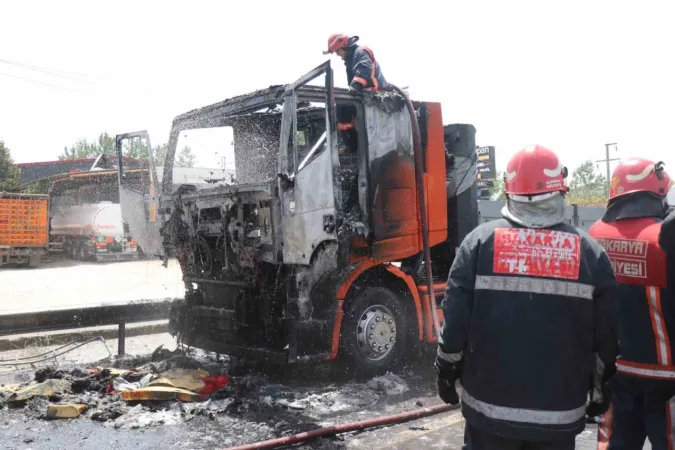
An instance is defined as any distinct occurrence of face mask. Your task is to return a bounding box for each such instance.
[501,192,567,228]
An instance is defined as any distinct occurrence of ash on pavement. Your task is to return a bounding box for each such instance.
[0,336,645,450]
[0,337,446,449]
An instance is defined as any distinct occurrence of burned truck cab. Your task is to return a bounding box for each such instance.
[155,61,454,370]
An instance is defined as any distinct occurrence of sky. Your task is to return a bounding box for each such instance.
[1,0,674,178]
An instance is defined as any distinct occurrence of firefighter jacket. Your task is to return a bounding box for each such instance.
[589,193,674,383]
[660,206,675,253]
[439,218,618,441]
[343,45,388,91]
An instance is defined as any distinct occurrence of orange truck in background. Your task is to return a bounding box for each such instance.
[0,192,50,268]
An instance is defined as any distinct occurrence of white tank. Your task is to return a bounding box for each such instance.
[51,202,125,238]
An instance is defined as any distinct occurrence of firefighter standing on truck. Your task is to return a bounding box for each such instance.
[322,33,388,153]
[323,33,388,217]
[436,145,619,450]
[323,33,388,92]
[588,158,675,449]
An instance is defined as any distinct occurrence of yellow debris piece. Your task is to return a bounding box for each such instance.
[0,384,21,393]
[121,386,200,403]
[47,404,86,419]
[148,368,209,392]
[9,379,72,403]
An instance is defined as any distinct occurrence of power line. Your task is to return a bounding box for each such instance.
[0,58,99,82]
[596,143,620,195]
[0,71,82,93]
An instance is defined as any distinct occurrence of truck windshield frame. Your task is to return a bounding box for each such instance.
[160,60,347,196]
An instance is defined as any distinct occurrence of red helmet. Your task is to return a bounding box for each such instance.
[504,145,568,196]
[609,157,671,201]
[323,33,351,54]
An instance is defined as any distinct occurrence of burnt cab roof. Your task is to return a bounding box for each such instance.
[170,86,407,133]
[169,84,367,132]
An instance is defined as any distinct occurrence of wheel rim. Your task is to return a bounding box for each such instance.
[355,304,397,361]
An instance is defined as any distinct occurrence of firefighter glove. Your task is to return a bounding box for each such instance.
[435,346,462,406]
[586,381,612,418]
[348,80,364,92]
[586,355,616,418]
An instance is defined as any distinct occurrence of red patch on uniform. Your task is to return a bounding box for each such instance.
[493,228,581,280]
[595,237,649,279]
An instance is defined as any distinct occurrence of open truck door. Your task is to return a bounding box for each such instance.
[115,130,164,258]
[277,61,341,264]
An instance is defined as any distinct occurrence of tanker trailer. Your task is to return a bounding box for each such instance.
[50,201,139,262]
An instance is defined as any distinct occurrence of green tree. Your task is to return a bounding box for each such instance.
[59,132,116,160]
[0,141,21,192]
[26,179,50,194]
[59,132,170,170]
[97,132,116,155]
[121,140,170,168]
[122,137,151,159]
[58,139,100,160]
[176,146,196,168]
[567,160,608,205]
[153,143,168,167]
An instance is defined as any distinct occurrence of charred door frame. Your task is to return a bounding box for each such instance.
[278,61,339,218]
[114,130,164,257]
[115,130,158,222]
[274,61,346,264]
[278,63,371,241]
[116,131,156,180]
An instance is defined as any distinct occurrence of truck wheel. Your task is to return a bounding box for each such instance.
[78,244,89,261]
[339,287,407,377]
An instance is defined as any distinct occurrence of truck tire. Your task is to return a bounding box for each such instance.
[64,243,74,259]
[78,243,92,261]
[339,287,407,377]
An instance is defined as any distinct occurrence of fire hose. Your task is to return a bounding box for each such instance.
[389,84,442,340]
[222,403,456,450]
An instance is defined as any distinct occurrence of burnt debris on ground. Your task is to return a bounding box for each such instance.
[0,344,437,447]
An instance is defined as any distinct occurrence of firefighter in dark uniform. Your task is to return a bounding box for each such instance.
[323,34,388,217]
[589,158,675,449]
[436,145,619,450]
[323,33,388,93]
[322,33,388,154]
[661,186,675,252]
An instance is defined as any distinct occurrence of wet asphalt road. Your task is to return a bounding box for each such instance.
[0,407,628,450]
[0,258,183,314]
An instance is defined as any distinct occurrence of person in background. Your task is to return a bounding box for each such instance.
[589,157,674,449]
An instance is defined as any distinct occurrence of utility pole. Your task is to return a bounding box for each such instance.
[596,143,620,195]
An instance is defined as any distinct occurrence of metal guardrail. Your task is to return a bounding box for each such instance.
[0,299,174,355]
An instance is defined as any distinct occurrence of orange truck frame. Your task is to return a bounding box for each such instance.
[0,192,50,268]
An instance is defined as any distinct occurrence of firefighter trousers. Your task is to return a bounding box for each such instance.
[462,425,575,450]
[597,375,675,449]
